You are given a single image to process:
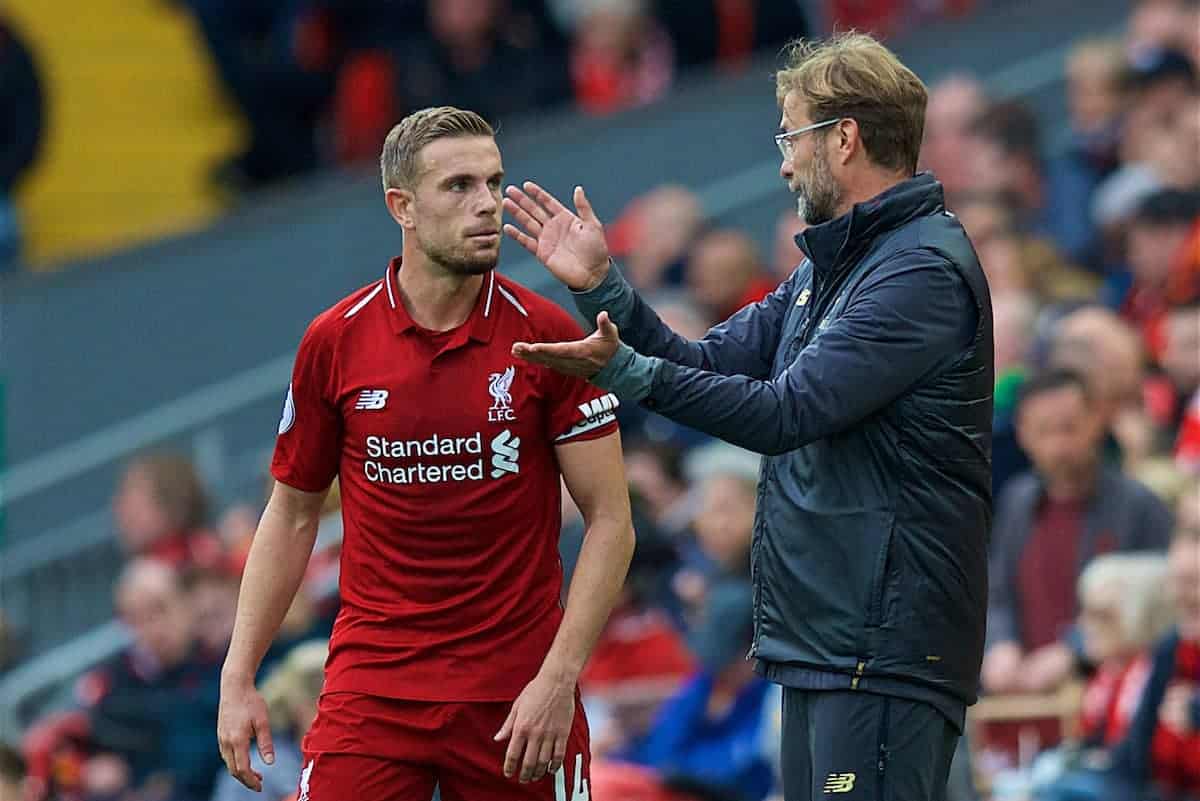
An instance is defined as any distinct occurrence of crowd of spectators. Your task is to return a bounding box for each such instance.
[1,0,1198,800]
[174,0,812,191]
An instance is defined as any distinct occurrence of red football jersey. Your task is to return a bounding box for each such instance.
[271,259,620,701]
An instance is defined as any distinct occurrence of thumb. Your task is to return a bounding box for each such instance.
[574,186,598,224]
[253,712,275,765]
[495,705,517,742]
[596,311,619,339]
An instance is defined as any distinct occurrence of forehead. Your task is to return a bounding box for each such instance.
[781,91,811,127]
[417,136,502,181]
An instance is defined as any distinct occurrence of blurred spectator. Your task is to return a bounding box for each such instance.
[1076,554,1173,746]
[1044,493,1200,801]
[1065,39,1126,167]
[0,745,25,801]
[685,229,776,322]
[385,0,569,133]
[1165,301,1200,472]
[113,452,222,569]
[1057,39,1127,247]
[921,74,988,200]
[0,14,44,270]
[969,100,1100,269]
[211,640,327,801]
[992,291,1038,492]
[569,0,674,115]
[1031,553,1173,801]
[1125,0,1198,56]
[186,565,241,661]
[1048,307,1151,470]
[770,209,806,281]
[652,0,808,71]
[983,369,1174,697]
[601,581,775,801]
[59,559,223,801]
[182,0,338,189]
[1105,190,1200,361]
[581,531,694,759]
[672,452,757,626]
[608,184,705,290]
[625,440,694,536]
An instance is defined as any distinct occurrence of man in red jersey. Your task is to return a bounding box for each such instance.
[216,106,635,800]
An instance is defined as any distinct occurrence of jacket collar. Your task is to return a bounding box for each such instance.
[795,172,946,276]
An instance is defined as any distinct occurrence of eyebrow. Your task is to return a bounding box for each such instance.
[441,170,506,185]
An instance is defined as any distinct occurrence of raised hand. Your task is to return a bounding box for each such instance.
[512,312,621,378]
[503,182,610,292]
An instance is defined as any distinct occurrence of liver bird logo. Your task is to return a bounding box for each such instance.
[489,366,515,410]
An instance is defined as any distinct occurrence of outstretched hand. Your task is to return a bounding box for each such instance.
[513,312,621,379]
[503,182,610,292]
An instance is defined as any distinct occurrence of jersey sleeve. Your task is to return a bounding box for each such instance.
[542,312,621,444]
[271,320,342,492]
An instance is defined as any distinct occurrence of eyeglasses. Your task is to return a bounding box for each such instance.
[775,118,841,159]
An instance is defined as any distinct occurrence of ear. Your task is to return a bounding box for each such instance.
[385,187,416,230]
[833,118,860,166]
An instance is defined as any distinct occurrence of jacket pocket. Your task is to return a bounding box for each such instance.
[758,505,895,665]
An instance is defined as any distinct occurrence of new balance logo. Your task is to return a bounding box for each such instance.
[490,429,520,478]
[823,772,856,794]
[355,389,389,410]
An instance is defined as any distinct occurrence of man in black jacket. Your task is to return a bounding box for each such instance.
[503,31,993,801]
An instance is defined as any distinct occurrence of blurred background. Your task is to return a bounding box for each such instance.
[0,0,1198,800]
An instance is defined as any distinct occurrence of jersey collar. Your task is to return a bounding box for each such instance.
[384,257,500,346]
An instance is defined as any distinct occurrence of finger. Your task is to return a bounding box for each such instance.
[596,311,619,339]
[573,185,598,224]
[495,706,516,742]
[550,733,568,776]
[253,714,275,766]
[516,340,588,358]
[230,737,259,791]
[506,184,551,224]
[524,181,572,217]
[519,730,544,783]
[531,735,556,782]
[503,729,527,779]
[502,197,543,236]
[502,223,540,256]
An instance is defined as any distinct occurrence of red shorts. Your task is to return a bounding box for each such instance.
[298,691,591,800]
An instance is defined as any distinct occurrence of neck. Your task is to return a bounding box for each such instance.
[1044,461,1098,501]
[397,245,486,331]
[832,168,910,220]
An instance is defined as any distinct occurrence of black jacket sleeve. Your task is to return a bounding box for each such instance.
[574,263,798,379]
[638,253,978,455]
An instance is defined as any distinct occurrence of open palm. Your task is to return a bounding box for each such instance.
[503,182,610,292]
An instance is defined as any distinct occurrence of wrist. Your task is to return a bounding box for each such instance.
[538,654,583,688]
[220,662,257,687]
[570,259,613,294]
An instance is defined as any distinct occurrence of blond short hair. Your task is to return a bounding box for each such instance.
[1078,553,1174,651]
[380,106,495,191]
[776,32,928,175]
[262,639,328,731]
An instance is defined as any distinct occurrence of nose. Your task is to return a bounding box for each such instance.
[474,184,499,216]
[780,155,793,181]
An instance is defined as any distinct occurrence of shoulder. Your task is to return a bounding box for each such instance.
[997,472,1041,515]
[494,273,586,339]
[299,279,387,349]
[1105,469,1168,511]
